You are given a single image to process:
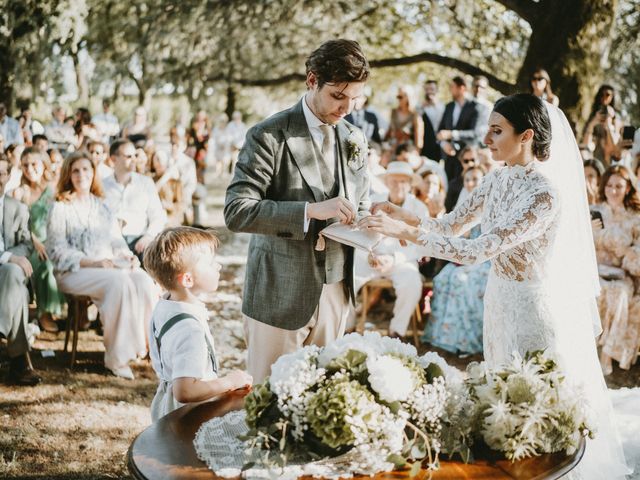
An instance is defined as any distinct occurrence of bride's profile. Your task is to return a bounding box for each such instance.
[359,93,630,479]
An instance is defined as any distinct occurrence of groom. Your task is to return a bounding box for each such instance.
[225,39,371,382]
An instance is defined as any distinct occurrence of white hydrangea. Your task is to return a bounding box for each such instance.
[269,345,326,439]
[317,332,384,367]
[419,351,462,383]
[366,355,414,403]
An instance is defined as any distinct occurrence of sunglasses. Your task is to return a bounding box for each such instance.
[462,158,475,164]
[532,77,546,82]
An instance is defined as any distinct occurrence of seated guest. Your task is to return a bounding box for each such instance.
[445,145,478,212]
[591,165,640,375]
[103,140,166,261]
[47,152,159,379]
[0,157,41,385]
[32,134,49,154]
[144,227,252,421]
[413,169,446,219]
[87,140,112,180]
[354,161,428,338]
[169,129,197,224]
[415,169,447,279]
[150,151,184,227]
[11,147,65,333]
[455,164,485,209]
[3,144,24,195]
[422,166,490,355]
[584,159,605,206]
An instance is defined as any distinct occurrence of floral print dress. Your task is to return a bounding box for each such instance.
[592,202,640,370]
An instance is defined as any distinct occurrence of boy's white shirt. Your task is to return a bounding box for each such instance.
[149,296,218,383]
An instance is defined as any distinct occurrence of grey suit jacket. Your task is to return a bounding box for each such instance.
[1,196,32,258]
[224,100,370,330]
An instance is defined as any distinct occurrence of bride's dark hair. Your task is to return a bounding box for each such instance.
[493,93,552,161]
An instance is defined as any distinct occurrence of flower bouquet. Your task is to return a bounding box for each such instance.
[463,350,594,461]
[242,332,454,477]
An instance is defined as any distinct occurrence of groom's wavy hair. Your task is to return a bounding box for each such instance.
[305,39,370,88]
[492,93,552,161]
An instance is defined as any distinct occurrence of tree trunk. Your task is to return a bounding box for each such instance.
[0,43,16,112]
[133,76,147,106]
[71,47,90,105]
[516,0,617,129]
[225,85,236,120]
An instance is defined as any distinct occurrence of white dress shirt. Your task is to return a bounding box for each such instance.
[422,102,445,132]
[0,195,11,264]
[0,116,23,146]
[102,172,167,238]
[301,95,337,233]
[452,100,464,127]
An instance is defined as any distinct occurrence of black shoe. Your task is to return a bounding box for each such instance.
[6,355,42,386]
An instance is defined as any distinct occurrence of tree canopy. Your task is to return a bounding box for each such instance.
[1,0,638,125]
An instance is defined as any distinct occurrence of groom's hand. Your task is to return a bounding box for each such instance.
[307,197,356,224]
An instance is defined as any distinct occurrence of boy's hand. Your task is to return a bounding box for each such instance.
[226,370,253,390]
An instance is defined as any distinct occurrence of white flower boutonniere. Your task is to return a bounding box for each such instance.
[346,128,366,172]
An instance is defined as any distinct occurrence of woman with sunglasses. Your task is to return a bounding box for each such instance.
[529,69,559,107]
[444,145,478,211]
[384,85,424,150]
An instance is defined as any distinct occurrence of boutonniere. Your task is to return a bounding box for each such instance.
[346,127,366,171]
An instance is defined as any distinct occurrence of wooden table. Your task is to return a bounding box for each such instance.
[128,391,585,480]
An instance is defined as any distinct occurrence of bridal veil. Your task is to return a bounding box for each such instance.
[539,103,630,479]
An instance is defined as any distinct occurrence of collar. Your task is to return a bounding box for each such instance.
[302,94,329,130]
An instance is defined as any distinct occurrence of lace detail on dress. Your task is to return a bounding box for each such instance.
[418,164,559,282]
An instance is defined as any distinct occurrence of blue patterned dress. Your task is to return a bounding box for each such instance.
[421,226,489,354]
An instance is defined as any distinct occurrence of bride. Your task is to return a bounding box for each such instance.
[358,93,630,479]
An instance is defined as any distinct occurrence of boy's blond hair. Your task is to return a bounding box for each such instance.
[144,227,220,291]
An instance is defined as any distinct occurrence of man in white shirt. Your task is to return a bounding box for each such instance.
[419,80,445,161]
[45,106,76,153]
[0,158,41,386]
[353,161,427,338]
[103,140,166,261]
[0,103,23,147]
[471,75,492,141]
[170,133,198,224]
[93,99,120,144]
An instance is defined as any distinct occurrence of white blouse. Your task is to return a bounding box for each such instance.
[46,194,131,273]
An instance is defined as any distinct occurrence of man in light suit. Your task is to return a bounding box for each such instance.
[225,39,371,382]
[0,158,41,386]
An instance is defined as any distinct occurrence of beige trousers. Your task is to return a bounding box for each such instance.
[244,281,351,383]
[56,267,159,371]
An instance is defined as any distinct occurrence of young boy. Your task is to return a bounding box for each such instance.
[144,226,252,421]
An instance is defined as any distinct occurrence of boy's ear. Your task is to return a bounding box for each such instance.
[177,272,194,288]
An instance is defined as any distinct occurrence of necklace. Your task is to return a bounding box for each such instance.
[70,196,96,249]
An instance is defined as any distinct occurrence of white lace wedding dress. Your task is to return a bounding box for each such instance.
[416,159,630,479]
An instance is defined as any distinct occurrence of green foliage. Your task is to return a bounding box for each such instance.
[244,381,275,429]
[306,377,375,450]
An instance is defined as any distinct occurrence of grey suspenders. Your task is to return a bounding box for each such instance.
[152,312,218,377]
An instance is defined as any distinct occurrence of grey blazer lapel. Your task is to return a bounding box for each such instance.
[336,121,356,204]
[284,101,324,203]
[2,200,12,249]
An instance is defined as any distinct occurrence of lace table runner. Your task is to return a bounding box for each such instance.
[193,410,357,479]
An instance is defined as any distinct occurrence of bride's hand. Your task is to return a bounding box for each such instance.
[370,202,420,226]
[357,213,419,242]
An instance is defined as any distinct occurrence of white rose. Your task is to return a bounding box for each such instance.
[367,355,414,403]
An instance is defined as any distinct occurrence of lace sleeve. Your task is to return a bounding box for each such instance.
[419,170,493,237]
[417,187,557,266]
[46,202,85,273]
